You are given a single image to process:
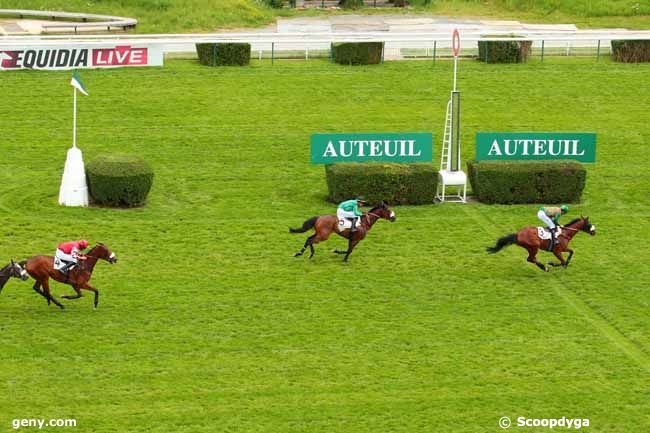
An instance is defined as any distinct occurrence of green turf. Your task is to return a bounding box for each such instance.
[1,58,649,432]
[0,0,648,32]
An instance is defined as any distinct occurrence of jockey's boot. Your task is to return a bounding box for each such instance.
[550,229,557,249]
[59,261,73,274]
[349,218,358,233]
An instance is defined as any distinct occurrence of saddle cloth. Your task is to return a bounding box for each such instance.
[53,257,64,270]
[53,257,75,271]
[336,218,354,232]
[537,227,553,240]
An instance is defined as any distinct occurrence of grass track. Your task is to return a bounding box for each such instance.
[1,58,649,432]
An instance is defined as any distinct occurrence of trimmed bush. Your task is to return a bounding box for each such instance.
[338,0,364,9]
[196,43,251,66]
[467,160,586,204]
[331,42,383,65]
[611,40,650,63]
[325,163,437,205]
[262,0,286,7]
[478,36,532,63]
[86,154,154,207]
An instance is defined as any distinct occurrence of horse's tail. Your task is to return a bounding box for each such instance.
[486,233,518,254]
[289,216,318,233]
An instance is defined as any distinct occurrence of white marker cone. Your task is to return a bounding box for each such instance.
[58,147,89,207]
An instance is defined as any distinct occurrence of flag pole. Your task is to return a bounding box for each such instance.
[73,86,77,148]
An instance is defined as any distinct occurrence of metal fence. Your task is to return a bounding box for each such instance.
[2,32,648,63]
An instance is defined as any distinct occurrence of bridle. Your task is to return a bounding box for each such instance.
[364,211,382,224]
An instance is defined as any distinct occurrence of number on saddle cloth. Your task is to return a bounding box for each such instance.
[337,218,354,232]
[536,227,553,240]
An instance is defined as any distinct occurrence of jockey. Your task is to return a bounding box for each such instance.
[337,197,367,232]
[537,205,569,244]
[55,239,89,274]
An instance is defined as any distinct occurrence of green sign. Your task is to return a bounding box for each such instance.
[311,133,433,164]
[476,133,596,162]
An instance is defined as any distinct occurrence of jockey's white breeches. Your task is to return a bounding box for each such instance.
[537,210,556,229]
[55,249,76,263]
[337,209,358,220]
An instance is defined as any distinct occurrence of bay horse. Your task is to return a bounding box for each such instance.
[21,243,117,310]
[290,202,396,262]
[486,216,596,272]
[0,260,29,293]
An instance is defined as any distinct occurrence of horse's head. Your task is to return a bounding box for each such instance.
[89,243,118,264]
[370,201,396,222]
[10,259,29,280]
[582,216,596,236]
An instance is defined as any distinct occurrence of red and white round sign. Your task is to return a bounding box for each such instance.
[452,29,461,57]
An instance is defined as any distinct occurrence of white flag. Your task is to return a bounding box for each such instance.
[70,70,88,96]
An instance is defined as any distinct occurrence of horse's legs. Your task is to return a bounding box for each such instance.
[294,235,316,257]
[62,285,83,300]
[80,282,99,309]
[565,248,574,266]
[307,233,330,259]
[41,280,64,309]
[343,239,359,262]
[32,282,49,304]
[526,247,548,272]
[334,232,354,254]
[548,248,567,268]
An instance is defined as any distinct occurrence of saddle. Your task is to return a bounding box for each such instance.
[537,227,562,251]
[54,257,76,274]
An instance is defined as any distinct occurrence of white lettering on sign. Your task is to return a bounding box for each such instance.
[488,139,586,157]
[0,45,160,70]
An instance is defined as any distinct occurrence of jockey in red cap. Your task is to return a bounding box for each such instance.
[55,239,89,274]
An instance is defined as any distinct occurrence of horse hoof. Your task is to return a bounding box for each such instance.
[544,267,550,272]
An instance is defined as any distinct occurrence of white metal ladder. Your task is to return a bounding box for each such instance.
[440,98,453,171]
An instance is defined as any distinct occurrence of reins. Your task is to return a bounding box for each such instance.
[364,212,382,225]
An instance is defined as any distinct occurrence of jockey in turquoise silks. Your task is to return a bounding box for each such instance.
[337,197,366,232]
[537,205,569,244]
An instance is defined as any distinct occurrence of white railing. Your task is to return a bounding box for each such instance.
[1,31,649,60]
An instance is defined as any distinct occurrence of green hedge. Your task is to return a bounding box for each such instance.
[611,40,650,63]
[339,0,364,9]
[325,163,437,205]
[467,160,586,204]
[478,36,532,63]
[331,42,383,65]
[262,0,286,7]
[86,153,154,207]
[196,43,251,66]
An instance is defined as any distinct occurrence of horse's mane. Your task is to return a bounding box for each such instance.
[368,203,387,213]
[0,263,10,276]
[565,217,583,226]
